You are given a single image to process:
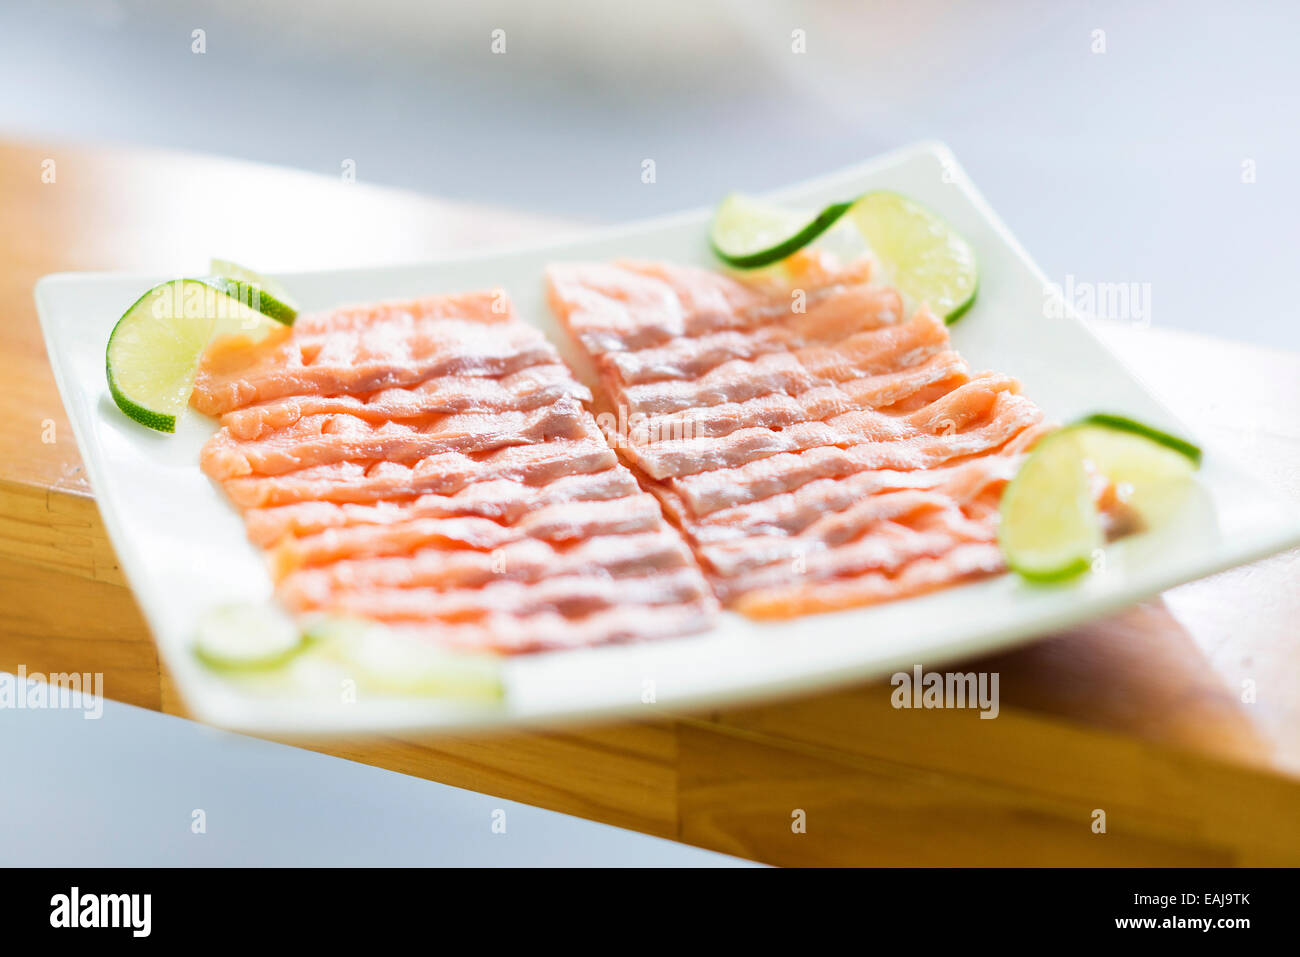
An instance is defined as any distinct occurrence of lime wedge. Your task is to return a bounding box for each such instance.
[710,190,977,323]
[710,194,854,270]
[209,258,300,325]
[106,275,296,433]
[847,192,978,323]
[193,608,502,700]
[194,603,308,672]
[998,416,1201,582]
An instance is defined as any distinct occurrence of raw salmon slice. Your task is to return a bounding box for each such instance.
[271,493,668,573]
[547,257,1049,617]
[307,566,713,624]
[278,530,694,603]
[220,437,619,508]
[198,291,717,652]
[379,601,719,655]
[242,470,642,546]
[193,293,559,416]
[220,364,592,441]
[201,397,594,480]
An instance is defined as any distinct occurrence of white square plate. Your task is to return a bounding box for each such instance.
[36,142,1300,735]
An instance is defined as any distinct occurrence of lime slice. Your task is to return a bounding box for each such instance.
[106,276,295,433]
[996,431,1101,582]
[709,190,978,323]
[1074,413,1202,468]
[710,194,854,271]
[209,259,300,325]
[847,192,978,324]
[194,603,308,672]
[998,416,1201,582]
[306,616,504,700]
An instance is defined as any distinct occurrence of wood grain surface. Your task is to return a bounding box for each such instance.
[2,140,1297,866]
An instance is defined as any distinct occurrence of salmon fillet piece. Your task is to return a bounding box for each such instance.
[546,256,1049,618]
[197,291,717,652]
[220,438,619,508]
[380,603,717,655]
[315,566,713,624]
[201,397,595,480]
[545,254,880,354]
[733,544,1007,618]
[192,293,558,416]
[604,284,903,385]
[242,470,643,546]
[665,390,1043,514]
[278,530,693,601]
[220,364,592,441]
[270,493,668,573]
[685,457,1017,543]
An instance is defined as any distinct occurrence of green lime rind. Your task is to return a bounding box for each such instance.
[709,189,978,323]
[106,285,182,431]
[1075,413,1202,466]
[106,363,179,432]
[711,195,854,270]
[941,282,978,325]
[208,259,300,325]
[194,638,309,674]
[998,415,1201,583]
[1009,553,1094,584]
[205,276,298,327]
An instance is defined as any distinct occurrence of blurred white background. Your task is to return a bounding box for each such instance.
[2,0,1297,348]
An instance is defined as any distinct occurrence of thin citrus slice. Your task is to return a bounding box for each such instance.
[710,190,977,322]
[998,416,1201,581]
[106,275,295,433]
[209,259,299,326]
[710,193,854,270]
[194,603,308,672]
[847,191,978,323]
[304,617,504,700]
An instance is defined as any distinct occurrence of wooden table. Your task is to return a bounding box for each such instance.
[3,140,1298,866]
